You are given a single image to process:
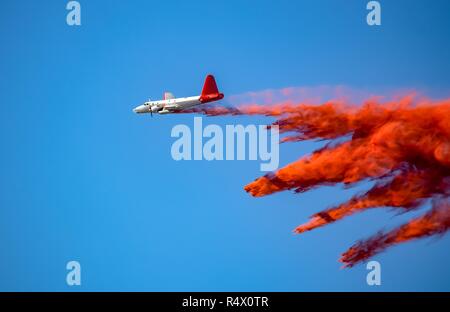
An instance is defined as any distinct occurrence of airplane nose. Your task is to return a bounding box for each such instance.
[133,105,146,114]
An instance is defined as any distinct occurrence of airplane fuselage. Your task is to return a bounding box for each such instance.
[135,96,203,115]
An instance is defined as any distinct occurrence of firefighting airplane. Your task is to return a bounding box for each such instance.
[133,75,224,116]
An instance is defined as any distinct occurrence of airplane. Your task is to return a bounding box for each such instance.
[133,74,224,116]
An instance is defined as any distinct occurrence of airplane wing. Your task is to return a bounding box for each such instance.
[156,101,182,114]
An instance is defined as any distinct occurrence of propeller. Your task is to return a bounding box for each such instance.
[148,99,153,117]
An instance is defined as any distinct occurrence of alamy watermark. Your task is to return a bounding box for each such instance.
[66,1,81,26]
[64,1,381,27]
[367,1,381,26]
[366,260,381,286]
[66,260,81,286]
[171,117,279,172]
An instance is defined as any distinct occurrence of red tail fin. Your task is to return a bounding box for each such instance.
[200,75,224,103]
[201,75,219,95]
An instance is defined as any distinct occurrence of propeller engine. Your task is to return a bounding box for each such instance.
[150,104,160,117]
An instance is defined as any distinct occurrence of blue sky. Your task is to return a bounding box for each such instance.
[0,0,449,291]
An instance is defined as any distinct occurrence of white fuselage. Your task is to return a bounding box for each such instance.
[133,95,202,114]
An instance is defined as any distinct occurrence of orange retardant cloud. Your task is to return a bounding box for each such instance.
[183,94,450,267]
[341,200,450,267]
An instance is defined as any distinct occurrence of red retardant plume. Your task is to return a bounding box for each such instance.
[182,94,450,267]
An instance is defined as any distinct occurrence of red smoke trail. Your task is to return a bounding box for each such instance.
[183,94,450,267]
[341,200,450,267]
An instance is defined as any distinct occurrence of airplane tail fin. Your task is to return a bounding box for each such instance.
[200,75,224,103]
[164,92,175,100]
[201,75,219,95]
